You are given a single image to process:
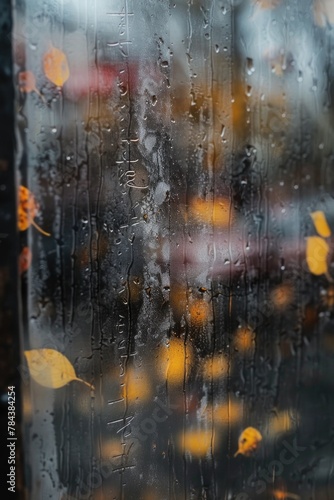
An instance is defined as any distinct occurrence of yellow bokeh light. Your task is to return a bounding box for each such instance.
[234,326,254,353]
[202,355,228,380]
[169,285,188,316]
[179,430,213,457]
[189,299,210,326]
[270,283,294,310]
[157,337,193,385]
[200,400,243,428]
[189,197,232,227]
[267,410,298,438]
[100,439,125,460]
[214,400,243,425]
[122,368,151,403]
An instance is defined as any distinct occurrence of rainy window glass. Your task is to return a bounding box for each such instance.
[13,0,334,498]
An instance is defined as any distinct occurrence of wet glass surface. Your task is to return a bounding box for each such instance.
[14,0,334,498]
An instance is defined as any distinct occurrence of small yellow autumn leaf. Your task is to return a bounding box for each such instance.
[234,426,262,457]
[43,46,70,87]
[310,211,331,238]
[18,185,50,236]
[179,430,213,457]
[24,349,94,389]
[306,236,330,276]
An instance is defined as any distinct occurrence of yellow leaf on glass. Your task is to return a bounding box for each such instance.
[18,185,50,236]
[306,236,330,276]
[310,211,331,238]
[234,426,262,457]
[43,46,70,87]
[24,349,94,389]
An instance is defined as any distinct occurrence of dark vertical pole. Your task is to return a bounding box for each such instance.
[0,1,24,498]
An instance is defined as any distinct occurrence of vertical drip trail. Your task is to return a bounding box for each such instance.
[92,0,104,490]
[167,2,173,496]
[180,5,193,497]
[225,1,234,497]
[205,0,217,496]
[83,0,96,495]
[117,2,136,497]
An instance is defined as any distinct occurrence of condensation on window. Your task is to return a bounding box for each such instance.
[14,0,334,499]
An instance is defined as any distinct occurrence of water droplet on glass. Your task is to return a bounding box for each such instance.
[246,57,255,75]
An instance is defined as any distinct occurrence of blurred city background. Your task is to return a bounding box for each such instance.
[13,0,334,498]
